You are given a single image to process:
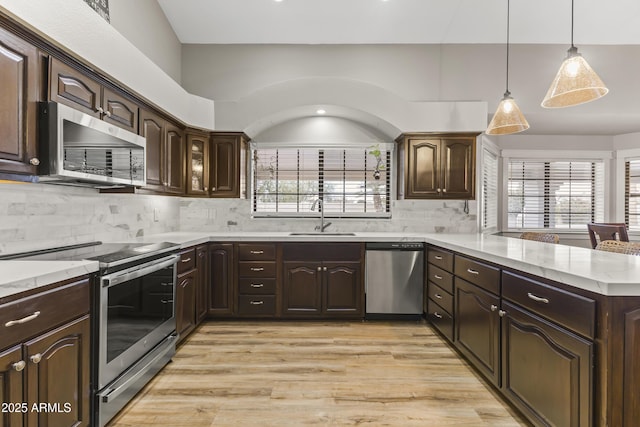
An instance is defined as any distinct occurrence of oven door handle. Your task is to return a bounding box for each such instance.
[102,255,179,288]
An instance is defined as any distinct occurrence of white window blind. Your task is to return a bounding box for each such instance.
[481,148,499,231]
[507,160,604,229]
[625,159,640,231]
[252,146,391,217]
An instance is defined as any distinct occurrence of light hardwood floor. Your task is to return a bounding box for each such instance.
[108,321,531,426]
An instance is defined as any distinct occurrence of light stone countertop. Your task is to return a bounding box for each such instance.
[2,231,640,300]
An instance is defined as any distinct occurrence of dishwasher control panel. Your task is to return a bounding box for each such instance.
[365,242,425,250]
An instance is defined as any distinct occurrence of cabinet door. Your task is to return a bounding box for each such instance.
[501,301,593,427]
[0,345,24,427]
[176,270,197,344]
[209,244,234,316]
[323,261,362,316]
[210,134,239,197]
[102,87,138,133]
[440,138,475,199]
[164,123,185,194]
[405,138,440,198]
[24,315,90,427]
[186,132,210,196]
[49,58,100,117]
[0,27,39,175]
[454,278,501,386]
[195,245,209,323]
[283,262,322,316]
[139,109,164,190]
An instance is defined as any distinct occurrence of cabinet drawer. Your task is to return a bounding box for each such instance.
[238,295,276,316]
[238,278,277,295]
[428,283,453,315]
[427,247,454,272]
[427,265,453,293]
[238,261,276,277]
[427,299,453,341]
[178,248,196,274]
[454,255,500,295]
[0,278,90,350]
[502,271,596,339]
[238,243,276,261]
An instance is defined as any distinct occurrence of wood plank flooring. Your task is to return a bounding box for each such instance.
[108,321,531,426]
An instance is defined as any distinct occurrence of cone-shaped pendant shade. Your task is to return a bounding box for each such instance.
[541,46,608,108]
[486,91,530,135]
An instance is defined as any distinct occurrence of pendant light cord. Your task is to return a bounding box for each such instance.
[570,0,575,47]
[505,0,510,94]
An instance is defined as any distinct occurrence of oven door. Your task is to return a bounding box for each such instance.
[98,254,178,389]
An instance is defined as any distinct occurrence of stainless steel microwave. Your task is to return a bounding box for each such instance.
[38,102,146,187]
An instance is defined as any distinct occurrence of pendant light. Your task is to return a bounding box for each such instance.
[486,0,529,135]
[541,0,608,108]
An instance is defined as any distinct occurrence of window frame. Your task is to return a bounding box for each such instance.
[249,142,395,219]
[617,149,640,233]
[479,138,500,234]
[501,150,612,232]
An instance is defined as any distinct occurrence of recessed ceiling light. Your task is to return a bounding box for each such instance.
[316,109,326,115]
[274,0,284,2]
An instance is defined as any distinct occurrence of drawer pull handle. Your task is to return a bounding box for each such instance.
[250,300,264,305]
[12,360,26,372]
[433,312,443,319]
[30,353,42,364]
[434,255,443,260]
[250,267,265,272]
[490,304,498,312]
[467,268,479,275]
[251,283,264,288]
[181,258,192,263]
[434,274,443,280]
[250,250,264,254]
[161,299,174,304]
[498,310,507,317]
[5,311,41,327]
[434,294,443,299]
[527,293,549,304]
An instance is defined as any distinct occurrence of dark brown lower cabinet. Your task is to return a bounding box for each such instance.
[283,261,322,316]
[501,301,593,427]
[195,245,209,323]
[0,345,23,426]
[454,277,501,386]
[176,269,197,343]
[324,262,361,315]
[209,243,234,316]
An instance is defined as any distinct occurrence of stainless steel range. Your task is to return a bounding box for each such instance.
[13,241,180,426]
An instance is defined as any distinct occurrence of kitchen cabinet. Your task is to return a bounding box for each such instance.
[49,57,138,133]
[139,109,185,194]
[195,244,209,324]
[209,132,249,198]
[209,243,235,316]
[186,130,210,196]
[425,247,455,341]
[176,248,197,344]
[282,243,363,318]
[396,133,477,199]
[0,26,40,175]
[237,243,278,317]
[0,277,91,427]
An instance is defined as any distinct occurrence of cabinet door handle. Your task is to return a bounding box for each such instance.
[433,312,443,319]
[490,304,498,312]
[317,266,322,271]
[30,353,42,364]
[29,157,40,166]
[250,267,264,272]
[434,255,443,260]
[12,360,26,372]
[498,310,507,317]
[442,188,447,193]
[433,274,443,280]
[181,258,192,263]
[527,293,549,304]
[250,250,264,254]
[5,311,41,327]
[434,294,443,299]
[105,110,112,117]
[160,299,174,304]
[250,283,264,288]
[250,300,264,305]
[436,188,442,193]
[466,268,479,275]
[97,106,104,114]
[323,267,327,271]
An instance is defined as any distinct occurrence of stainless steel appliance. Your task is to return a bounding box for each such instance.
[11,241,179,427]
[365,242,424,319]
[38,102,146,187]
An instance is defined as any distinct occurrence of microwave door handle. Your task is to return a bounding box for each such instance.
[102,255,178,288]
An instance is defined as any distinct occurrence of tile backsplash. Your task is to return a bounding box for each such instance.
[0,182,477,255]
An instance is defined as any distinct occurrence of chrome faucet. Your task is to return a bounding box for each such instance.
[311,198,332,232]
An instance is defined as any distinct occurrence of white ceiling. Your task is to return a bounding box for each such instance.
[156,0,640,136]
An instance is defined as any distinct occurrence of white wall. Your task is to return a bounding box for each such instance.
[109,0,182,84]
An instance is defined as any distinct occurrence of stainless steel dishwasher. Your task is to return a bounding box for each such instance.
[365,242,424,319]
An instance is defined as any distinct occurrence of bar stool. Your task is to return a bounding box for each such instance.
[519,232,560,244]
[594,240,640,256]
[586,223,629,249]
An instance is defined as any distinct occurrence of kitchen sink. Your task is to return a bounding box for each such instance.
[289,232,356,236]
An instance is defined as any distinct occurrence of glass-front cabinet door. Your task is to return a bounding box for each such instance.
[187,132,210,196]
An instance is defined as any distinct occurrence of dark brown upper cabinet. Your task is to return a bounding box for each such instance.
[186,130,210,196]
[0,26,40,175]
[49,57,138,133]
[396,133,477,200]
[210,132,248,198]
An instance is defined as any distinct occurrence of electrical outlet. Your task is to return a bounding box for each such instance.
[153,208,159,222]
